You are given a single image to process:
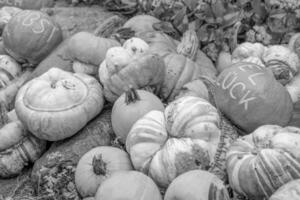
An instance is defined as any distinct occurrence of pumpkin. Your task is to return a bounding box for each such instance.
[99,48,165,103]
[233,56,265,67]
[95,170,162,200]
[226,125,300,199]
[126,96,221,187]
[231,42,266,63]
[288,33,300,57]
[122,15,161,34]
[30,31,120,80]
[2,10,63,65]
[263,45,300,85]
[269,179,300,200]
[0,55,21,89]
[175,79,209,101]
[75,146,133,198]
[111,87,164,143]
[215,62,293,133]
[15,68,104,141]
[137,31,217,102]
[176,29,199,60]
[0,0,54,10]
[164,170,230,200]
[0,105,46,178]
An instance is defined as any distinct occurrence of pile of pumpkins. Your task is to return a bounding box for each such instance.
[0,5,300,200]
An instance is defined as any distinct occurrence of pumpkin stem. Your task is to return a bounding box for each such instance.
[125,86,140,105]
[92,154,107,176]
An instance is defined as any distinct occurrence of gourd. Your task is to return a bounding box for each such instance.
[0,0,54,10]
[262,45,300,85]
[226,125,300,199]
[164,170,230,200]
[137,31,217,102]
[75,146,133,198]
[122,15,161,34]
[175,79,209,101]
[0,55,21,89]
[99,41,165,103]
[2,10,63,65]
[111,87,164,143]
[95,171,162,200]
[126,96,221,188]
[269,179,300,200]
[0,105,46,178]
[215,62,293,133]
[29,31,120,80]
[15,68,104,141]
[231,42,266,63]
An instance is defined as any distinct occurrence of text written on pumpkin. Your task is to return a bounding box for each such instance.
[219,64,264,110]
[0,0,22,7]
[15,10,59,42]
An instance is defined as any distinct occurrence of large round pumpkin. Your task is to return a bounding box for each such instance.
[75,146,133,198]
[111,87,164,143]
[226,125,300,199]
[215,62,293,133]
[2,10,63,65]
[95,170,162,200]
[269,179,300,200]
[164,170,230,200]
[15,68,104,141]
[126,96,221,188]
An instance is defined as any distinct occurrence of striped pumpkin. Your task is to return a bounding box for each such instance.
[269,179,300,200]
[0,55,21,89]
[226,125,300,199]
[164,170,230,200]
[126,96,221,188]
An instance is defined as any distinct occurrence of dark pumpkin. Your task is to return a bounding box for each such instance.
[2,10,63,65]
[215,62,293,133]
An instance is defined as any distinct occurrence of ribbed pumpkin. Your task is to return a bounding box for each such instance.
[2,10,63,65]
[137,31,216,102]
[231,42,266,63]
[126,96,221,188]
[269,179,300,200]
[0,106,46,178]
[99,46,165,103]
[215,62,293,133]
[164,170,230,200]
[15,68,104,141]
[226,125,300,199]
[75,146,133,198]
[95,170,162,200]
[0,55,21,89]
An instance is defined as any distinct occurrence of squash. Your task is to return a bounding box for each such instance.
[269,179,300,200]
[31,106,112,200]
[216,51,232,74]
[164,170,230,200]
[15,68,104,141]
[126,96,221,188]
[2,10,63,65]
[175,79,209,101]
[95,170,162,200]
[0,105,46,178]
[0,55,21,89]
[72,61,98,76]
[137,31,217,102]
[29,31,120,81]
[215,62,293,133]
[122,15,161,34]
[75,146,133,198]
[99,47,165,103]
[122,37,149,58]
[112,87,164,143]
[226,125,300,199]
[263,45,300,85]
[0,0,54,10]
[231,42,266,63]
[288,33,300,57]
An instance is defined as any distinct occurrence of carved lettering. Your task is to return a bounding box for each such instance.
[239,64,263,72]
[47,25,59,42]
[32,18,49,33]
[239,90,256,110]
[22,13,40,26]
[0,0,23,6]
[229,82,246,100]
[248,72,264,86]
[222,71,237,90]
